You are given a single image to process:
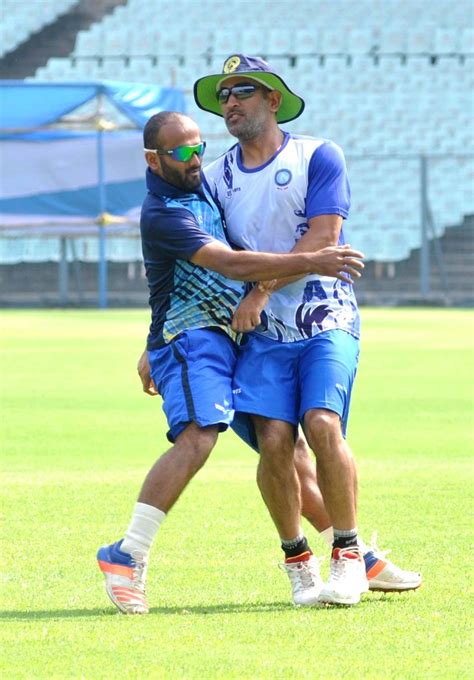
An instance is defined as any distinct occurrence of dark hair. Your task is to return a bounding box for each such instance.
[143,111,183,149]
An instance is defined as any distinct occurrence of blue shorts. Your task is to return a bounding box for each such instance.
[148,328,237,443]
[232,329,359,438]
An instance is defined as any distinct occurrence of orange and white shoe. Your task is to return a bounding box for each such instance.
[97,540,149,614]
[364,534,422,592]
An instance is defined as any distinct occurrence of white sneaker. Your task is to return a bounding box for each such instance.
[318,547,369,606]
[364,534,422,591]
[97,540,149,614]
[280,554,323,606]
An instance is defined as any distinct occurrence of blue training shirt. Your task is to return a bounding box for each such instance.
[141,168,244,350]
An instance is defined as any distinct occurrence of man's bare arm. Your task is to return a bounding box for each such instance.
[190,237,363,283]
[231,214,361,332]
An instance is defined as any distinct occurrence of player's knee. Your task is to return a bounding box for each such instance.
[255,420,294,461]
[304,409,342,453]
[175,423,218,471]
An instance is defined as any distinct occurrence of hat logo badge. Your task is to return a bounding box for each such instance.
[223,55,241,73]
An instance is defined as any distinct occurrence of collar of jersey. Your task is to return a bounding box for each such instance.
[146,167,204,199]
[236,131,290,174]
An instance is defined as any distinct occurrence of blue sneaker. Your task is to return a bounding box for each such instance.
[97,540,149,614]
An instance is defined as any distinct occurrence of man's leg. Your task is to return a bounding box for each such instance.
[303,408,366,605]
[295,330,366,605]
[252,416,322,606]
[294,433,422,592]
[137,422,218,512]
[302,411,357,532]
[294,434,331,533]
[97,422,219,615]
[253,417,301,540]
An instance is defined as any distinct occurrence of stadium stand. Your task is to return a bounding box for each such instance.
[0,0,78,58]
[1,0,473,305]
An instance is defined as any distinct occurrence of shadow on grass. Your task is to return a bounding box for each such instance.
[0,601,295,620]
[1,594,402,620]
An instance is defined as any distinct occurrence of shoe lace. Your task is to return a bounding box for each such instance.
[130,550,147,593]
[369,531,391,559]
[280,557,323,592]
[330,548,362,582]
[369,533,419,580]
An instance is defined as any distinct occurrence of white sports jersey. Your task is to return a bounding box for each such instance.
[203,132,360,343]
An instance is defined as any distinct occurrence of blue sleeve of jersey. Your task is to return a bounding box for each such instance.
[306,141,351,219]
[142,204,214,261]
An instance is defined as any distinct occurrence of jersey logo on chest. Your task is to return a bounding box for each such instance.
[275,169,292,189]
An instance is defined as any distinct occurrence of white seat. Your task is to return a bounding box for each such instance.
[73,27,104,57]
[374,27,407,55]
[347,29,376,55]
[102,28,131,57]
[406,26,436,55]
[124,58,165,85]
[128,29,158,58]
[96,58,128,82]
[460,28,474,55]
[181,32,213,58]
[318,28,347,56]
[35,57,75,80]
[267,29,294,55]
[174,59,211,90]
[239,29,268,56]
[294,29,320,57]
[433,28,460,55]
[267,56,292,73]
[212,29,240,58]
[155,28,182,58]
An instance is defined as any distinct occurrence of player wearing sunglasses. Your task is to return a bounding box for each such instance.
[96,110,365,614]
[194,54,422,606]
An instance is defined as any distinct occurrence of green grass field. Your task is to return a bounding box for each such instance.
[1,308,473,679]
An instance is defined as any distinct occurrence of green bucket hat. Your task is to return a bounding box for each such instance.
[193,54,305,124]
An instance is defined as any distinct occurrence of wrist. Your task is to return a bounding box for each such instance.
[257,279,277,295]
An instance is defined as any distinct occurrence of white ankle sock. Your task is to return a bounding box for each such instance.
[121,502,166,555]
[320,526,334,547]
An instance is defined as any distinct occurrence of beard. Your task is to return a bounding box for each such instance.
[224,105,268,142]
[160,161,201,192]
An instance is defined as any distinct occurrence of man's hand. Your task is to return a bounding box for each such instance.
[231,287,269,333]
[312,244,364,283]
[231,244,364,333]
[137,349,159,396]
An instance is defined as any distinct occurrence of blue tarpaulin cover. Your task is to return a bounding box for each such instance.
[0,81,186,255]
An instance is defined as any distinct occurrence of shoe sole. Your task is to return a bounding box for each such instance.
[317,590,365,606]
[369,582,422,592]
[294,599,324,607]
[318,596,361,606]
